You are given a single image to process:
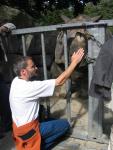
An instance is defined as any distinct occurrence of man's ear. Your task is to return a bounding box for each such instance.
[20,69,27,76]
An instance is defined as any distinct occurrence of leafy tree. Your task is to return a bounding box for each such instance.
[84,0,113,19]
[1,0,113,27]
[0,0,100,17]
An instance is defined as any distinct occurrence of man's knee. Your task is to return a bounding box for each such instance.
[58,119,70,131]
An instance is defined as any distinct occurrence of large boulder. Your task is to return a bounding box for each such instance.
[0,5,34,28]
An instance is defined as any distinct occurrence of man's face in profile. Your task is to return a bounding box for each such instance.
[25,59,38,80]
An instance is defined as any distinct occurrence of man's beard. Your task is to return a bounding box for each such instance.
[29,71,39,81]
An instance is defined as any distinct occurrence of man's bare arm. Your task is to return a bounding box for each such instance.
[55,48,84,86]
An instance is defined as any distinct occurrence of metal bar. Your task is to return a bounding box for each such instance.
[12,22,108,35]
[21,35,26,56]
[41,33,47,79]
[0,36,8,62]
[63,31,68,69]
[40,33,50,115]
[63,30,71,124]
[99,19,113,26]
[88,26,106,139]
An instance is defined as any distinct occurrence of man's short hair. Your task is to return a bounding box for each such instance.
[13,56,32,76]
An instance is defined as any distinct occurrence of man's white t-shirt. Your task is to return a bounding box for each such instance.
[9,77,55,127]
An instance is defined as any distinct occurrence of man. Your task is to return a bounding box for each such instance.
[9,48,84,150]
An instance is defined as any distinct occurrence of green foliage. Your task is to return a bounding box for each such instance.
[36,0,113,26]
[84,0,113,19]
[36,9,74,26]
[84,0,113,33]
[1,0,113,28]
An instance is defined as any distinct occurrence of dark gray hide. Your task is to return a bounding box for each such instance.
[54,14,112,97]
[55,14,103,65]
